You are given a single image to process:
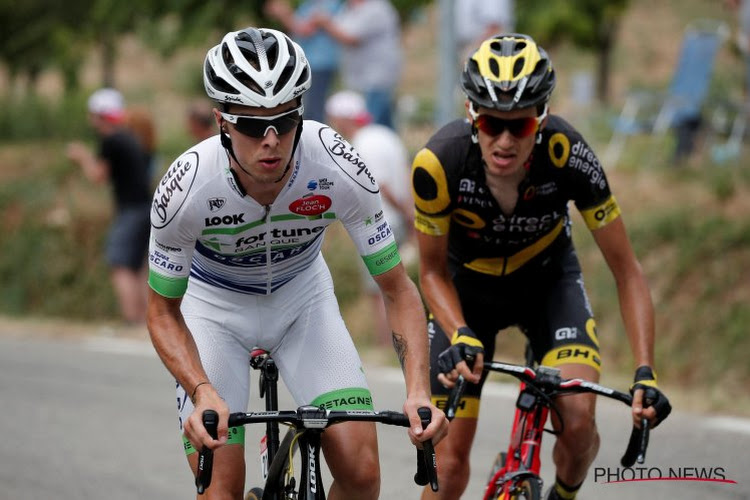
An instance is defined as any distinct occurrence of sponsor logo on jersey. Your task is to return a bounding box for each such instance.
[457,195,494,208]
[154,239,183,253]
[536,182,558,196]
[459,178,476,193]
[569,141,607,190]
[307,179,318,190]
[363,210,384,226]
[152,152,199,228]
[204,213,246,226]
[234,226,326,252]
[288,194,332,216]
[149,250,184,273]
[215,244,317,266]
[286,159,300,188]
[555,327,578,340]
[207,197,226,212]
[317,178,334,189]
[491,211,563,233]
[318,126,378,193]
[367,221,392,246]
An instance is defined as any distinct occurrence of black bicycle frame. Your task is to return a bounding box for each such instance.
[253,352,281,480]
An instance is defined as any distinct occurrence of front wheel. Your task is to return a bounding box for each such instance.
[263,428,300,499]
[487,477,541,500]
[244,487,264,500]
[507,478,541,500]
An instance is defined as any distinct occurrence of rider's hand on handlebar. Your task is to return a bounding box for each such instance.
[184,382,230,452]
[437,326,484,387]
[629,366,672,428]
[403,396,449,447]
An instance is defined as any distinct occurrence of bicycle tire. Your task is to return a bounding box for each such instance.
[262,427,299,499]
[486,451,507,484]
[494,478,541,500]
[486,476,541,500]
[244,486,264,500]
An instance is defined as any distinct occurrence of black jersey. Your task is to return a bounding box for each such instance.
[100,129,151,208]
[411,115,620,276]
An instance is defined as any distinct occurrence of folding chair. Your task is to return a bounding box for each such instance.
[604,19,730,166]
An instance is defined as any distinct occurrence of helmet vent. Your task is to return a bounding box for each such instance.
[295,65,309,87]
[513,58,525,78]
[263,34,280,68]
[489,58,500,78]
[235,38,261,72]
[274,62,295,95]
[205,59,239,95]
[515,41,527,53]
[490,41,502,52]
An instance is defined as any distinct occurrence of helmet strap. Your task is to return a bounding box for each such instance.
[219,120,304,186]
[276,119,304,183]
[468,101,480,144]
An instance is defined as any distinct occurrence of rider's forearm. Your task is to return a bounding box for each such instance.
[419,268,467,337]
[147,297,210,398]
[382,278,431,399]
[616,265,656,369]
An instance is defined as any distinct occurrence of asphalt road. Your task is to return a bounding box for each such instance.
[0,333,747,499]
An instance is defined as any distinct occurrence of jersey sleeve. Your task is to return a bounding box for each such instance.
[546,120,621,231]
[318,126,401,276]
[411,124,464,236]
[147,152,201,298]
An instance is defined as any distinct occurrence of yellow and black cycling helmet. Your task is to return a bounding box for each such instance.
[461,33,556,111]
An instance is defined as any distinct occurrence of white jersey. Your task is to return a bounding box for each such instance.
[148,121,400,298]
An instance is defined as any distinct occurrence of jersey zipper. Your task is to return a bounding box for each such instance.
[263,204,272,295]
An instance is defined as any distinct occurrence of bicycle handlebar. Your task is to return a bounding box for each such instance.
[195,409,219,495]
[194,406,439,494]
[444,361,652,468]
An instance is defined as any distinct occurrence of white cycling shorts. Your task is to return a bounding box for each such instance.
[174,253,373,433]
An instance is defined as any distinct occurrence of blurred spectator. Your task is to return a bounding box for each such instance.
[186,99,217,142]
[325,90,414,347]
[125,105,159,181]
[265,0,342,123]
[455,0,515,60]
[66,88,151,324]
[314,0,402,129]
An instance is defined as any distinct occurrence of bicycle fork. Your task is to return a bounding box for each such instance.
[486,382,549,499]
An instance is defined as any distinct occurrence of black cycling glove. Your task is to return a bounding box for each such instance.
[629,366,672,426]
[437,326,484,374]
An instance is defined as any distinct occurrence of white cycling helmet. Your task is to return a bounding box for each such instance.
[203,27,311,108]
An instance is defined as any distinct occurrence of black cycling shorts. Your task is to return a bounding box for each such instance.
[429,243,602,418]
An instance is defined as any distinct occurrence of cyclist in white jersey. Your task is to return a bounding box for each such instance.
[146,27,448,499]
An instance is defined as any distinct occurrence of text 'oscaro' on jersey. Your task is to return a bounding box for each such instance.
[411,115,620,276]
[148,121,400,298]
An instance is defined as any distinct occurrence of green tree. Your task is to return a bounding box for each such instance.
[516,0,630,104]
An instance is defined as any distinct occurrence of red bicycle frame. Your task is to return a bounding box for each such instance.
[482,381,548,500]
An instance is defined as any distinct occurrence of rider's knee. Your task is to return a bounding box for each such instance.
[437,450,470,482]
[340,453,381,494]
[559,404,598,450]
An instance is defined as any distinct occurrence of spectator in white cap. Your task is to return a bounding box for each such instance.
[326,89,415,348]
[67,88,152,324]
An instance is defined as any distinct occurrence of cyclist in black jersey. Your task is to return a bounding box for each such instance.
[412,34,672,500]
